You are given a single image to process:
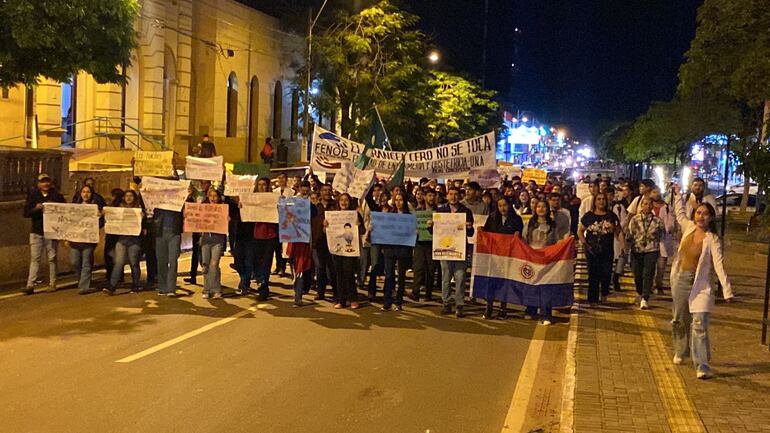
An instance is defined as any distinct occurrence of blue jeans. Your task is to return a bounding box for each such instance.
[27,233,58,287]
[70,244,95,292]
[201,241,224,295]
[672,271,711,371]
[155,230,181,294]
[111,240,141,288]
[440,260,467,309]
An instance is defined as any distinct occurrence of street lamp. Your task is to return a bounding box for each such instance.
[428,50,440,64]
[301,0,329,163]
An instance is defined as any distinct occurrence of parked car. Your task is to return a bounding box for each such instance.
[715,193,759,215]
[728,182,758,195]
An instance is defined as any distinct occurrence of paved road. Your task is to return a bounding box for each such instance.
[0,255,569,433]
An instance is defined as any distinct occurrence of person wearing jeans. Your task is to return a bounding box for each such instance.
[253,177,279,301]
[625,196,664,310]
[200,188,227,299]
[669,187,733,379]
[22,173,66,295]
[410,188,438,302]
[154,208,183,296]
[430,187,474,318]
[69,184,102,295]
[105,190,145,294]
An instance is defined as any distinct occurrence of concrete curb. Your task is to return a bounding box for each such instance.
[559,302,579,433]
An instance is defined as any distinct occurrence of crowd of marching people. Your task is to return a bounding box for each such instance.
[22,164,733,379]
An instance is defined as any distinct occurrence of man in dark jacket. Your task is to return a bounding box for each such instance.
[430,187,474,317]
[22,173,66,294]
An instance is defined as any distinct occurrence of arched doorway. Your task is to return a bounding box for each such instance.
[248,76,259,162]
[226,72,238,137]
[273,80,283,140]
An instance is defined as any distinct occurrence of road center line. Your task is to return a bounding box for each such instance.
[500,324,548,432]
[116,305,258,363]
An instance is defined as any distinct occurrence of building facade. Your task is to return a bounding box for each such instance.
[0,0,303,164]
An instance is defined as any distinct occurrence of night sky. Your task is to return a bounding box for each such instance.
[250,0,703,140]
[410,0,703,139]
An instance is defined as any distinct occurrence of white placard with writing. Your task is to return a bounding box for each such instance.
[240,192,279,223]
[43,203,99,243]
[185,155,224,181]
[103,207,143,236]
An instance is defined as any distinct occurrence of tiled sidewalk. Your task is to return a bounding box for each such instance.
[571,237,770,433]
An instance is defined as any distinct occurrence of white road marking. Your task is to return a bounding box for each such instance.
[116,305,258,363]
[501,324,548,432]
[559,305,579,433]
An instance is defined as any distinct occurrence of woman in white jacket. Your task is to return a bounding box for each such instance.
[671,185,734,379]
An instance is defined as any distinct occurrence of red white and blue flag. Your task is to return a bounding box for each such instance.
[471,231,575,308]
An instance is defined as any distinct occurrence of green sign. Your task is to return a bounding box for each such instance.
[415,210,433,242]
[233,162,270,177]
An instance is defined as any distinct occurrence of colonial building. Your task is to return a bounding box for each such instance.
[0,0,303,166]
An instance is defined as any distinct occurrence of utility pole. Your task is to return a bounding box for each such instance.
[301,0,329,163]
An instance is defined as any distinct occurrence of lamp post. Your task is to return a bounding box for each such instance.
[301,0,329,163]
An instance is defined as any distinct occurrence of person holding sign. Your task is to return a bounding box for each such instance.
[410,188,438,302]
[429,187,474,318]
[22,173,66,295]
[479,198,523,320]
[69,185,103,295]
[105,190,145,295]
[376,193,414,311]
[326,193,363,309]
[253,178,279,301]
[200,189,228,299]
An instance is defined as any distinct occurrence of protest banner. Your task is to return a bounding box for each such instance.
[348,168,375,199]
[468,214,489,245]
[332,161,354,193]
[278,197,311,243]
[183,203,229,234]
[522,168,548,185]
[232,161,270,177]
[325,210,360,257]
[576,183,591,200]
[415,210,433,242]
[498,164,522,180]
[140,177,190,212]
[224,172,257,196]
[103,207,143,236]
[239,192,279,223]
[185,155,224,181]
[133,151,174,177]
[370,212,417,247]
[43,203,99,243]
[432,212,467,261]
[469,168,501,189]
[310,125,496,179]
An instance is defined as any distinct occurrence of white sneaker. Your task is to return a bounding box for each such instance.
[673,355,683,365]
[542,320,552,326]
[696,369,712,380]
[640,299,649,310]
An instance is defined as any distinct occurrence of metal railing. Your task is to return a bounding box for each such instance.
[0,117,167,151]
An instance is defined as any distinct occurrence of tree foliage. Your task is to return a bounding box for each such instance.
[306,1,498,150]
[0,0,139,86]
[425,71,499,146]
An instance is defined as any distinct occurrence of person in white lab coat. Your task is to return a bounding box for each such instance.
[670,184,734,380]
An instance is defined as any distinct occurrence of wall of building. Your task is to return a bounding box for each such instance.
[0,0,302,165]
